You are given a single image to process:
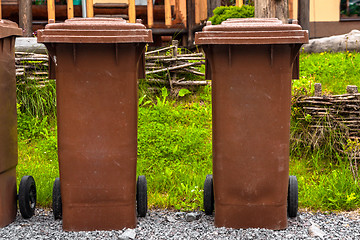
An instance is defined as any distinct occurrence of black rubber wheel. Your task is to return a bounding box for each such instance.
[19,175,37,219]
[52,178,62,220]
[204,174,214,215]
[136,175,148,217]
[287,175,298,218]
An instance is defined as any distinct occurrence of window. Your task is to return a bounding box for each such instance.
[341,0,360,19]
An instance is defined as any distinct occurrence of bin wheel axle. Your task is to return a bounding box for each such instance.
[204,174,214,215]
[136,175,148,217]
[19,175,37,219]
[287,175,298,218]
[52,178,62,220]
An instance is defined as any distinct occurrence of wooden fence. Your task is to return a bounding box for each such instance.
[15,40,208,88]
[294,83,360,141]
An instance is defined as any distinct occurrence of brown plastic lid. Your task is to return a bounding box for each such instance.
[0,20,22,39]
[223,18,281,24]
[195,18,308,45]
[37,18,153,43]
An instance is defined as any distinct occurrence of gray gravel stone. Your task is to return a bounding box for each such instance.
[1,209,360,239]
[308,221,326,238]
[184,212,201,222]
[120,228,136,240]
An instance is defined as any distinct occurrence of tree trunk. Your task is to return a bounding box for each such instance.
[254,0,288,23]
[19,0,33,37]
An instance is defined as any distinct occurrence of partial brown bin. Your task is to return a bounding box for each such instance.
[195,18,308,230]
[37,18,152,231]
[0,20,37,228]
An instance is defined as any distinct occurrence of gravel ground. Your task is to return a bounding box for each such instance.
[1,209,360,239]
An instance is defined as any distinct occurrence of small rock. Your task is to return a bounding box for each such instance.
[174,212,186,219]
[303,221,312,227]
[185,212,201,222]
[308,222,326,238]
[165,215,176,223]
[119,228,136,240]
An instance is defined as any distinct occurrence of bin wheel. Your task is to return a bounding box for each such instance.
[287,175,298,218]
[19,175,37,219]
[52,178,62,220]
[136,175,148,217]
[204,174,214,215]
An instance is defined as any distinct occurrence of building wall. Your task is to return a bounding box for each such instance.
[290,0,340,22]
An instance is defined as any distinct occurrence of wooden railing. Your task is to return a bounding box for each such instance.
[46,0,209,28]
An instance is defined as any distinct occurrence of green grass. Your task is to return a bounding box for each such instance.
[17,134,58,207]
[15,52,360,212]
[137,87,212,209]
[298,51,360,95]
[291,156,360,211]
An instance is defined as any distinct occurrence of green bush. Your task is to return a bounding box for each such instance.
[208,5,255,25]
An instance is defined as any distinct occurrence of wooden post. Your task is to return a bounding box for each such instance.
[298,0,309,32]
[174,0,179,20]
[288,0,293,19]
[165,0,172,26]
[129,0,136,23]
[147,0,153,27]
[47,0,56,23]
[0,0,2,19]
[87,0,94,17]
[68,0,74,19]
[254,0,288,23]
[19,0,33,36]
[236,0,243,7]
[200,0,208,21]
[186,0,195,47]
[195,0,200,24]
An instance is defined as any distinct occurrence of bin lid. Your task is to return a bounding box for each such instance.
[0,20,22,39]
[37,18,153,44]
[195,18,308,45]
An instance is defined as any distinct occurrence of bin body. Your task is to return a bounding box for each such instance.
[195,19,308,230]
[37,18,152,231]
[0,20,22,228]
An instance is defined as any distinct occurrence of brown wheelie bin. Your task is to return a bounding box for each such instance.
[37,18,152,231]
[0,20,37,227]
[195,18,308,230]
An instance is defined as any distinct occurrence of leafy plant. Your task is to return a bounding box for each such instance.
[178,88,191,97]
[208,5,255,25]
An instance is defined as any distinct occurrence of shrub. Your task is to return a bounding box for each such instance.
[208,5,255,25]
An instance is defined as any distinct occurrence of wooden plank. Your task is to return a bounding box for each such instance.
[147,0,153,27]
[195,0,200,24]
[67,0,74,19]
[289,0,293,19]
[236,0,243,7]
[165,0,172,26]
[47,0,56,23]
[174,0,179,20]
[128,0,136,23]
[87,0,94,17]
[201,0,208,21]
